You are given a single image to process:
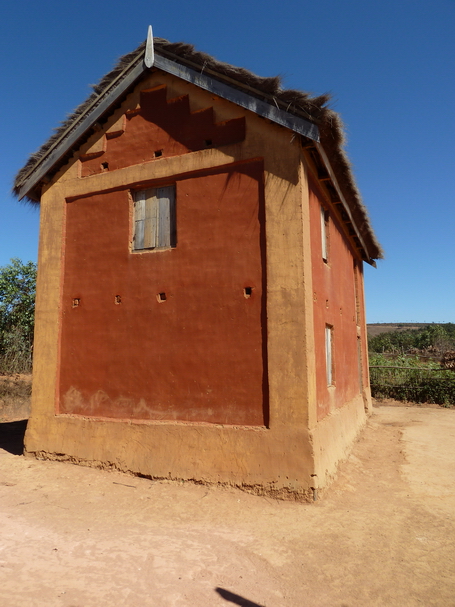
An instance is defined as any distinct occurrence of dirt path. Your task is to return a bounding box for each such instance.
[0,404,454,607]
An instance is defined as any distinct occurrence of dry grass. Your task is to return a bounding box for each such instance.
[367,323,426,338]
[0,374,32,421]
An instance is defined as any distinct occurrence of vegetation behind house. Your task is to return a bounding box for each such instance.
[368,324,455,406]
[368,323,455,355]
[0,259,36,375]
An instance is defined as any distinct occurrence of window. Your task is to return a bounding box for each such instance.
[133,185,176,250]
[325,325,334,386]
[353,260,361,325]
[321,206,329,262]
[357,336,364,393]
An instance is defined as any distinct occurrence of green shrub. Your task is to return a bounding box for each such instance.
[369,354,455,406]
[369,324,455,354]
[0,259,36,375]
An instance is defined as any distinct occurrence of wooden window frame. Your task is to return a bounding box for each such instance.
[321,206,329,263]
[133,185,176,251]
[353,259,361,326]
[325,324,334,386]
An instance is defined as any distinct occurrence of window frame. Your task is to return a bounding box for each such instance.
[132,185,176,251]
[325,324,334,386]
[321,206,329,263]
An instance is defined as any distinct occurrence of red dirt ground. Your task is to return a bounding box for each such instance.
[0,396,454,606]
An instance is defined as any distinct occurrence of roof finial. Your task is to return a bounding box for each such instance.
[145,25,154,68]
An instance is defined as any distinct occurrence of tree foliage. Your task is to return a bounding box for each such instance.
[0,258,37,374]
[369,324,455,354]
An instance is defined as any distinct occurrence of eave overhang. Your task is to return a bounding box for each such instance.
[15,46,319,203]
[14,33,381,264]
[307,142,376,267]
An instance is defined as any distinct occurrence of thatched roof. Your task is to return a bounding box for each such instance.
[13,38,382,260]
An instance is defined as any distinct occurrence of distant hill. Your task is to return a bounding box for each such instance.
[367,323,428,338]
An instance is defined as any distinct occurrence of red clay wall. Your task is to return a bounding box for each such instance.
[309,179,364,421]
[354,258,370,393]
[80,85,245,177]
[59,160,267,426]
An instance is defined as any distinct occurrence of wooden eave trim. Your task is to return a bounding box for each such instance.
[303,142,374,264]
[18,49,320,202]
[16,58,147,201]
[155,47,318,124]
[314,141,374,262]
[153,55,320,142]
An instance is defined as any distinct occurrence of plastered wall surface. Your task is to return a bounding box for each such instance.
[27,70,317,496]
[26,68,372,496]
[60,162,266,425]
[309,392,367,487]
[306,175,372,485]
[308,178,369,420]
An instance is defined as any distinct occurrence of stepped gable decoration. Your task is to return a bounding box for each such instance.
[12,29,383,498]
[13,29,382,263]
[80,85,246,177]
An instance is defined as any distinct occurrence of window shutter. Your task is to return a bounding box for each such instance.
[321,206,328,262]
[143,188,158,249]
[134,190,146,250]
[157,186,173,248]
[133,185,176,250]
[325,325,333,386]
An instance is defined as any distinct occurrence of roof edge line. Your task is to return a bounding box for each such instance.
[16,51,147,200]
[314,141,373,260]
[155,46,318,124]
[154,55,320,142]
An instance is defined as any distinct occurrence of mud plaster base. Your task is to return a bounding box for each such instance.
[24,449,314,502]
[310,392,370,489]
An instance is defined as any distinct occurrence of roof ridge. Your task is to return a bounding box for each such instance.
[12,37,383,260]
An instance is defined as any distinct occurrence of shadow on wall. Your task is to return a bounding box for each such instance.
[216,587,266,607]
[0,420,27,455]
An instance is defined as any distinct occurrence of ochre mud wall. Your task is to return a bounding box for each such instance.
[59,160,267,426]
[26,69,334,495]
[308,178,365,421]
[80,84,246,177]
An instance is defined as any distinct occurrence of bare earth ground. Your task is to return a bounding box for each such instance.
[0,398,455,606]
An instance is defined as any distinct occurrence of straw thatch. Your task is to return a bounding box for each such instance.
[13,38,382,259]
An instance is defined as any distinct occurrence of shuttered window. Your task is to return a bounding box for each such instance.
[133,185,176,250]
[325,325,334,386]
[321,206,329,262]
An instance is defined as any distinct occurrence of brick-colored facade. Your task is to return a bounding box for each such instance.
[15,38,380,498]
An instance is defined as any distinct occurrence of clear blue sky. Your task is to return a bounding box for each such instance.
[1,0,454,322]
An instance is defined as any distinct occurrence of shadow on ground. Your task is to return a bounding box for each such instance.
[216,588,265,607]
[0,419,27,455]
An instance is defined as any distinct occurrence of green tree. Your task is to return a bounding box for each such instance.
[369,333,393,353]
[0,258,37,373]
[369,324,455,355]
[415,324,452,351]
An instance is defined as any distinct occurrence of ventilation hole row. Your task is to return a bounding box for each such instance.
[72,288,253,307]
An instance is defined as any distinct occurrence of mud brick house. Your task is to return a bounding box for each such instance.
[14,30,382,499]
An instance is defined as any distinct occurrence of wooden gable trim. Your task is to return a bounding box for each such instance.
[153,55,320,142]
[303,142,375,265]
[16,59,147,201]
[314,141,376,266]
[17,50,320,202]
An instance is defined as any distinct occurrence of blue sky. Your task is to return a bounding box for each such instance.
[1,0,454,322]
